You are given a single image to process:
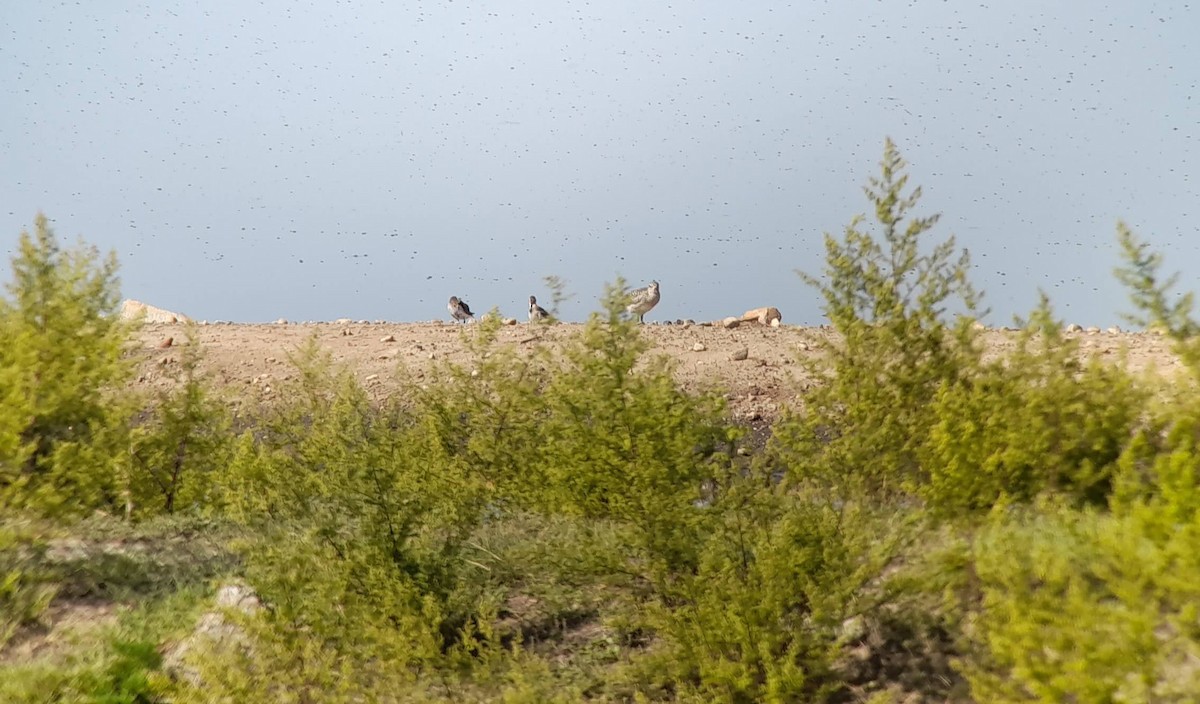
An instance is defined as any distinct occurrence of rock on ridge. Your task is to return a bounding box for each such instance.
[119,299,192,324]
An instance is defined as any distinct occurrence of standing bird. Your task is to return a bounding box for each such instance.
[626,280,660,324]
[528,295,550,323]
[448,295,474,323]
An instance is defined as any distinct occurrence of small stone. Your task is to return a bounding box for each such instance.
[1066,323,1083,333]
[692,342,707,352]
[358,320,370,325]
[730,347,749,361]
[1107,326,1123,335]
[1085,326,1101,335]
[340,328,353,336]
[334,318,352,325]
[770,318,781,328]
[158,337,174,349]
[502,318,518,326]
[381,334,396,342]
[736,447,750,457]
[365,374,379,382]
[971,321,987,331]
[722,317,741,329]
[274,318,289,325]
[797,342,811,351]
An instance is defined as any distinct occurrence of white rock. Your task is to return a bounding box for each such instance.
[692,342,706,352]
[163,583,260,686]
[1066,323,1083,333]
[722,317,741,329]
[274,318,289,325]
[119,299,192,324]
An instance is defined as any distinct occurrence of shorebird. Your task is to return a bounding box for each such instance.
[448,296,474,323]
[528,295,550,323]
[626,280,660,324]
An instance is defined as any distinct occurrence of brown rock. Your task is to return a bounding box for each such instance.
[740,307,782,325]
[730,347,749,361]
[158,337,174,349]
[722,317,741,329]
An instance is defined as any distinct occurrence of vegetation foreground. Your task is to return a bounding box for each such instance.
[3,140,1200,703]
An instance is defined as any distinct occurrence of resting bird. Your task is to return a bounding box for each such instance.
[626,280,660,324]
[448,295,474,323]
[528,295,550,323]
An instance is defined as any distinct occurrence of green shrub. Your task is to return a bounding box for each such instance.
[0,523,58,650]
[534,281,736,575]
[964,497,1200,703]
[0,214,134,517]
[922,295,1146,513]
[128,325,231,518]
[775,138,984,499]
[957,227,1200,702]
[641,477,913,703]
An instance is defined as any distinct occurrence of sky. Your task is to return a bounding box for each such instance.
[1,1,1196,326]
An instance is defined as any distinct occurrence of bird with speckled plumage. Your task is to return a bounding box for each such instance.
[626,281,660,324]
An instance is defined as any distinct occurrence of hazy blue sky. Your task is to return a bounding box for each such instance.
[2,1,1196,325]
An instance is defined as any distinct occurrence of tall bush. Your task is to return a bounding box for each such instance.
[0,214,133,516]
[775,138,984,499]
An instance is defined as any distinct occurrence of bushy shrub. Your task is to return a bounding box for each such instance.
[534,281,736,575]
[127,325,232,518]
[956,227,1200,702]
[922,296,1146,513]
[0,523,58,650]
[0,214,134,517]
[775,138,984,499]
[641,476,913,703]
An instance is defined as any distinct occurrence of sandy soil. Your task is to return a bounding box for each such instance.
[130,320,1186,427]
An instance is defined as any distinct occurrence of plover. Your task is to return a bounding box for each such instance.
[529,295,550,323]
[448,296,474,323]
[626,281,660,324]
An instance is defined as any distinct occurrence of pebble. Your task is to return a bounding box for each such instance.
[730,347,749,361]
